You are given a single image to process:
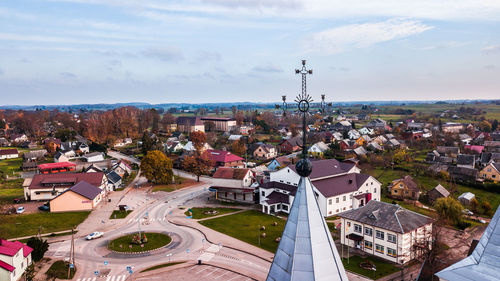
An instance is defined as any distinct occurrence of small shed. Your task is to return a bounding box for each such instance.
[427,184,450,203]
[458,192,475,206]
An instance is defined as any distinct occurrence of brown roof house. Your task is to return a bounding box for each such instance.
[49,181,104,212]
[253,143,277,160]
[388,175,420,200]
[210,167,255,203]
[427,184,450,203]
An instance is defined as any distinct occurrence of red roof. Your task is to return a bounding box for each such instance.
[205,149,243,163]
[0,239,33,258]
[0,149,18,156]
[38,162,76,170]
[213,168,250,180]
[29,172,104,190]
[0,260,15,272]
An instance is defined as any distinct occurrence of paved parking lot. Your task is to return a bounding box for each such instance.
[134,264,254,281]
[13,201,45,214]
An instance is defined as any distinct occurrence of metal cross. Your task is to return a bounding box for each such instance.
[275,95,288,117]
[295,60,313,159]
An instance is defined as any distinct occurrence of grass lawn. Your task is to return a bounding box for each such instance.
[110,210,132,219]
[152,176,197,192]
[140,261,185,273]
[0,158,22,175]
[0,178,24,189]
[46,260,76,280]
[199,210,285,253]
[0,211,90,239]
[0,188,24,203]
[108,232,171,252]
[184,207,241,219]
[342,255,400,279]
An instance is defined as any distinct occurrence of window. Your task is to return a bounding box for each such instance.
[336,209,339,213]
[261,191,265,196]
[374,188,377,193]
[343,195,346,201]
[394,190,398,194]
[354,224,362,233]
[376,230,384,240]
[329,199,332,205]
[336,197,339,203]
[399,183,403,188]
[371,182,373,185]
[387,233,397,243]
[365,227,373,236]
[347,222,351,227]
[387,248,397,257]
[405,191,409,194]
[364,241,373,250]
[343,207,346,210]
[350,194,353,199]
[376,244,384,254]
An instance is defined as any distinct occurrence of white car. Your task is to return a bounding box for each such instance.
[462,209,473,216]
[86,232,104,240]
[16,207,25,214]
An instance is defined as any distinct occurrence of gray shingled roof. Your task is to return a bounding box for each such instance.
[432,184,450,197]
[312,173,371,198]
[338,200,433,234]
[457,154,475,166]
[436,205,500,281]
[67,181,102,200]
[290,159,354,180]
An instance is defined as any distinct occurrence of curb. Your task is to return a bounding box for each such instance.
[167,218,273,263]
[107,232,174,255]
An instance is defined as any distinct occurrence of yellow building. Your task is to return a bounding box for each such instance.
[50,181,104,212]
[480,163,500,183]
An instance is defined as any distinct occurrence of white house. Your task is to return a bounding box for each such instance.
[348,129,361,140]
[82,152,105,162]
[338,200,433,264]
[358,127,374,136]
[0,149,19,160]
[308,141,329,157]
[53,151,69,163]
[0,239,33,281]
[210,168,256,203]
[261,159,379,217]
[182,141,213,152]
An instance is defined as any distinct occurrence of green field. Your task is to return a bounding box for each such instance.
[0,211,91,239]
[342,255,400,279]
[0,157,22,175]
[140,261,185,273]
[199,210,285,253]
[0,188,24,203]
[110,210,132,219]
[46,260,76,280]
[108,232,172,252]
[184,207,241,219]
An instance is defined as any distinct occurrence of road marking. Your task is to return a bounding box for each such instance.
[214,271,231,280]
[227,275,242,281]
[187,265,198,272]
[205,268,219,277]
[195,266,210,274]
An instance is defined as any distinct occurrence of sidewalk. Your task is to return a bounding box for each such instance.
[168,207,275,262]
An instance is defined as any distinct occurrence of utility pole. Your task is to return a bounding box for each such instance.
[67,227,75,279]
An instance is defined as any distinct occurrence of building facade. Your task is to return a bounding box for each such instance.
[0,239,33,281]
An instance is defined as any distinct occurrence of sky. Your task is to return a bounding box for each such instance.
[0,0,500,105]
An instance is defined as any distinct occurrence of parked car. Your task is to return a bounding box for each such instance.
[16,207,25,214]
[13,198,22,204]
[479,219,486,224]
[86,232,104,240]
[462,209,473,216]
[38,205,50,211]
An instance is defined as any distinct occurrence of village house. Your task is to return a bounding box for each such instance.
[111,160,132,177]
[49,181,105,212]
[436,146,460,159]
[387,175,420,200]
[0,149,19,160]
[106,170,122,190]
[442,122,463,134]
[201,117,237,132]
[479,152,500,167]
[484,141,500,153]
[366,118,388,130]
[267,155,293,171]
[331,120,352,132]
[253,143,277,160]
[182,141,213,152]
[279,137,302,153]
[24,172,107,201]
[210,168,255,203]
[261,159,380,217]
[358,127,374,135]
[82,152,105,162]
[22,150,47,162]
[204,149,245,168]
[456,154,475,169]
[114,138,132,147]
[176,116,205,133]
[307,141,329,158]
[427,184,450,203]
[9,134,28,143]
[0,239,33,281]
[447,166,478,183]
[339,200,433,264]
[479,162,500,183]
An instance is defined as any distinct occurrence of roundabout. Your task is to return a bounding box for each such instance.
[108,232,172,253]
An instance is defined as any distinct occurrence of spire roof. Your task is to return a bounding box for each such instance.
[266,176,348,281]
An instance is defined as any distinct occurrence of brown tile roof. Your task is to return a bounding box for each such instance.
[390,175,419,192]
[265,191,289,205]
[312,173,371,197]
[29,172,104,190]
[290,159,354,180]
[213,167,250,180]
[0,149,18,156]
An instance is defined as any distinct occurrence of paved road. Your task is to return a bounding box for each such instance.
[46,180,268,281]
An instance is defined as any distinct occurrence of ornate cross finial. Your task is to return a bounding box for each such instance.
[294,60,313,177]
[275,95,288,117]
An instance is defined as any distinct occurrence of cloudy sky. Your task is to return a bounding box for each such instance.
[1,0,499,105]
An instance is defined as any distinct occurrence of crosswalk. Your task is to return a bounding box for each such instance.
[76,275,126,281]
[127,217,166,223]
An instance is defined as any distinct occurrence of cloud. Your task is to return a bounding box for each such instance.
[194,51,222,63]
[484,64,495,70]
[108,60,122,67]
[201,0,302,10]
[252,63,284,73]
[331,66,350,72]
[59,72,77,78]
[308,18,433,54]
[0,68,3,75]
[142,47,183,62]
[419,41,469,50]
[482,45,500,54]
